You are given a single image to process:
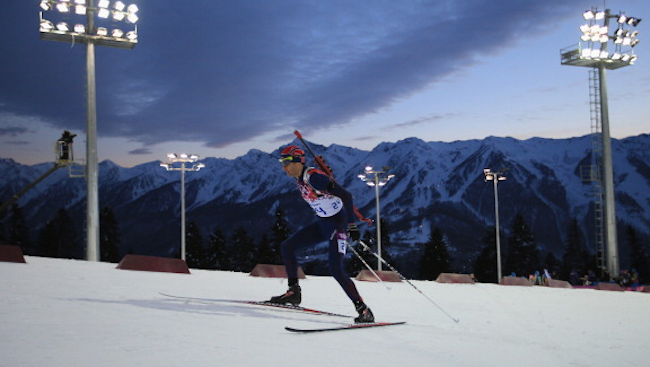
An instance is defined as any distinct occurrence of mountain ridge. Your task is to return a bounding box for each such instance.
[1,133,649,270]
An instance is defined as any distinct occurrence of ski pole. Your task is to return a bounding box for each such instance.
[348,242,391,290]
[357,240,460,324]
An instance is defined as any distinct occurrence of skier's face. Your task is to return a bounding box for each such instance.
[282,162,303,178]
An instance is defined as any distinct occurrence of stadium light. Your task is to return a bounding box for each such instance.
[358,166,395,271]
[39,1,140,262]
[484,168,506,283]
[560,7,641,279]
[160,154,205,262]
[561,8,640,69]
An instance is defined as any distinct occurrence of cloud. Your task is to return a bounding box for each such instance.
[0,126,29,137]
[0,0,590,152]
[128,148,152,155]
[0,112,51,136]
[4,140,30,146]
[386,113,459,131]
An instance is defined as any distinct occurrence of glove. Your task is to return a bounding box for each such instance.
[347,223,360,242]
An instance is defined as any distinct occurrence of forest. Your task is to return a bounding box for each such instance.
[2,203,649,286]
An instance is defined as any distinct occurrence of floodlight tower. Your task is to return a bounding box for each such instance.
[560,8,641,279]
[39,1,139,261]
[160,154,205,261]
[358,166,395,271]
[483,168,506,283]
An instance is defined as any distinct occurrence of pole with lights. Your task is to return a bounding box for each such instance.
[160,154,205,261]
[357,166,395,271]
[560,8,641,279]
[39,1,139,261]
[483,168,506,283]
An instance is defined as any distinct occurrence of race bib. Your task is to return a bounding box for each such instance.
[307,195,343,217]
[299,181,344,217]
[336,232,347,254]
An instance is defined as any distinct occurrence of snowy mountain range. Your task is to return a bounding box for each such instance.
[1,134,649,268]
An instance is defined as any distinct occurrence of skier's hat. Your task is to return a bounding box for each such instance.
[279,145,306,165]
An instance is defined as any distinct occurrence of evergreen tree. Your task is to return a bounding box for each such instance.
[185,221,206,269]
[37,208,80,259]
[419,227,451,280]
[505,214,540,277]
[0,215,6,245]
[543,252,561,278]
[37,220,58,258]
[206,227,229,270]
[256,234,278,265]
[56,208,80,259]
[561,218,587,282]
[229,227,256,272]
[627,225,650,284]
[268,210,290,264]
[100,206,121,263]
[473,226,499,283]
[8,204,32,254]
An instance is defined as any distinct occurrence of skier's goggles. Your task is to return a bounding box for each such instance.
[278,156,303,166]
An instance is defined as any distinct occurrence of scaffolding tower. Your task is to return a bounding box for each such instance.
[588,69,606,277]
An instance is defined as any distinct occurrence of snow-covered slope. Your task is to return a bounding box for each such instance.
[1,257,648,367]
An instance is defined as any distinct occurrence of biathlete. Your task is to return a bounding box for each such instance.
[269,145,374,323]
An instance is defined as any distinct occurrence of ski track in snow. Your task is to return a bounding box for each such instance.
[1,256,649,367]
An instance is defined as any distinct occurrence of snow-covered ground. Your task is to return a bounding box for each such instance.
[1,256,649,367]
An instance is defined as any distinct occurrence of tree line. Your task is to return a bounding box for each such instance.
[0,204,121,262]
[2,203,649,285]
[471,215,650,285]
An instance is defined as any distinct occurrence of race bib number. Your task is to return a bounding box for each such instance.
[306,195,343,217]
[336,232,347,254]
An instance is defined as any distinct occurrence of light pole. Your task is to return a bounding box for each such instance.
[484,168,506,282]
[39,1,139,261]
[160,154,205,261]
[560,7,641,279]
[358,166,395,271]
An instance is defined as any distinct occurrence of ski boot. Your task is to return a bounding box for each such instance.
[354,300,375,323]
[269,285,301,306]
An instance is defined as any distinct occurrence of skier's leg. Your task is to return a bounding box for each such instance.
[327,230,361,301]
[321,213,375,323]
[269,222,321,305]
[326,230,374,322]
[280,221,320,279]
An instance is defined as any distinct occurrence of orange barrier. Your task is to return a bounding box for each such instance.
[500,276,532,286]
[116,254,190,274]
[435,273,475,284]
[547,279,573,289]
[596,282,624,292]
[0,245,27,263]
[355,269,402,282]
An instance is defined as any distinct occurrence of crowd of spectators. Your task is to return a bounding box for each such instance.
[567,268,641,289]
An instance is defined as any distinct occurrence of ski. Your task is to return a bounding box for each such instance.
[159,293,353,318]
[285,321,406,333]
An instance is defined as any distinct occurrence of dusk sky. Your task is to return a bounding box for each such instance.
[1,0,647,167]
